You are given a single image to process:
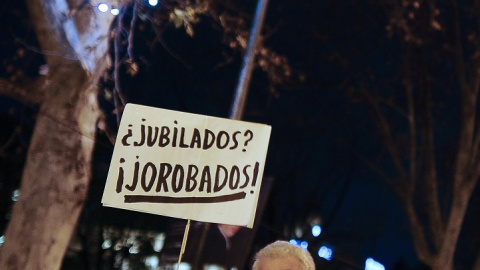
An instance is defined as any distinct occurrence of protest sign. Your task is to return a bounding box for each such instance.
[102,103,271,228]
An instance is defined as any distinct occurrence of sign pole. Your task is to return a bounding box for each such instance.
[176,219,191,270]
[229,0,270,121]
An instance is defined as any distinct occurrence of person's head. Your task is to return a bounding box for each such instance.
[252,240,315,270]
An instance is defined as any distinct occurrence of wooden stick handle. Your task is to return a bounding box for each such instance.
[176,219,191,270]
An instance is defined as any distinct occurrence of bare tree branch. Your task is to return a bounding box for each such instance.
[451,0,477,190]
[422,80,444,249]
[405,200,435,266]
[404,77,417,188]
[360,87,409,190]
[127,2,138,61]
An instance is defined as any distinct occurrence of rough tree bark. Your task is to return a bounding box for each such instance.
[0,0,113,269]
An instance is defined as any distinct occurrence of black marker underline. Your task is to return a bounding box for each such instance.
[124,191,246,204]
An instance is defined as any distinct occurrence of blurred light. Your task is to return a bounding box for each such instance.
[148,0,159,7]
[204,264,226,270]
[311,225,322,237]
[0,235,4,247]
[144,255,159,269]
[39,64,49,75]
[129,245,139,254]
[289,239,300,247]
[318,246,333,261]
[114,241,122,251]
[102,239,112,249]
[294,225,304,238]
[153,233,165,252]
[11,189,19,202]
[111,8,119,15]
[113,253,123,268]
[173,262,191,270]
[98,3,109,12]
[288,239,308,250]
[365,258,385,270]
[121,258,130,270]
[126,232,137,246]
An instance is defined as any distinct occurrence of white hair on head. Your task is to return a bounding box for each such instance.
[252,240,316,270]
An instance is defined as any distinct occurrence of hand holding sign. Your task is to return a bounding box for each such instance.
[102,104,271,228]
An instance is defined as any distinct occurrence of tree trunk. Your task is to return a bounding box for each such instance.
[431,180,478,270]
[0,0,112,268]
[0,63,99,269]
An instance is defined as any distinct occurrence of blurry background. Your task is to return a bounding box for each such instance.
[1,0,479,269]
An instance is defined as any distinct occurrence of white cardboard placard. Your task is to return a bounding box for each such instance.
[102,103,271,228]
